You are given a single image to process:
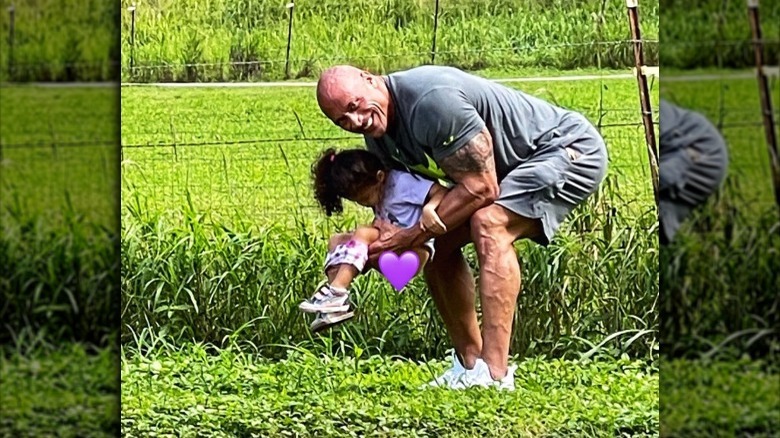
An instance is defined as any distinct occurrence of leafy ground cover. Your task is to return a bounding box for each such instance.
[120,344,659,437]
[0,344,120,438]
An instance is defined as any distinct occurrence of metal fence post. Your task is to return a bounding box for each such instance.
[128,4,136,72]
[747,0,780,209]
[626,0,660,205]
[8,5,15,80]
[596,0,607,133]
[430,0,440,64]
[285,1,295,79]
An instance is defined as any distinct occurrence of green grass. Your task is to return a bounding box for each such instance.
[0,85,118,225]
[0,0,118,82]
[661,73,780,209]
[121,343,658,437]
[119,76,657,225]
[0,344,120,438]
[660,0,780,70]
[659,71,780,359]
[3,0,779,83]
[115,0,659,83]
[0,86,119,347]
[660,359,780,437]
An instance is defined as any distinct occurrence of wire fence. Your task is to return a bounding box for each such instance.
[113,0,659,83]
[2,1,778,230]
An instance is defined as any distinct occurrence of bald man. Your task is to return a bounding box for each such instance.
[659,99,729,244]
[316,65,608,390]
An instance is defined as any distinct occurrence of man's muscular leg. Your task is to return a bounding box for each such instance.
[423,224,482,368]
[469,204,543,379]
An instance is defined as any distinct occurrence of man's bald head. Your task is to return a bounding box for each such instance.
[317,65,364,109]
[316,65,393,138]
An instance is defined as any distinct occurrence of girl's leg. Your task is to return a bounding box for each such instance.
[301,226,380,315]
[329,226,380,290]
[325,232,353,283]
[362,245,431,286]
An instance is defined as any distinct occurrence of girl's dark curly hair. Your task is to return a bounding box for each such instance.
[312,147,387,216]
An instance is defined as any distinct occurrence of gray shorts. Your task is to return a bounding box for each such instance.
[494,117,608,245]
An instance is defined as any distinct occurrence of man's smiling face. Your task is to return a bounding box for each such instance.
[317,66,393,138]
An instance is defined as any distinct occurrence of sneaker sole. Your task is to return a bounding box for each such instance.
[299,302,351,313]
[310,311,355,333]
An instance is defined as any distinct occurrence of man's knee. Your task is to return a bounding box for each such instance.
[470,205,542,245]
[470,207,512,247]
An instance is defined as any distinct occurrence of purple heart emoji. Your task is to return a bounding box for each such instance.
[378,251,420,291]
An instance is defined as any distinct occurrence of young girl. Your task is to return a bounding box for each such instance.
[300,147,449,332]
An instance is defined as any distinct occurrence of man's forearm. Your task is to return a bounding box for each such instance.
[388,185,486,248]
[429,127,499,235]
[418,183,494,241]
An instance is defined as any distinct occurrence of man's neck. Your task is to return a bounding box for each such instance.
[381,76,398,137]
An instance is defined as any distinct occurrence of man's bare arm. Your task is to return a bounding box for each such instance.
[367,127,498,256]
[432,127,499,233]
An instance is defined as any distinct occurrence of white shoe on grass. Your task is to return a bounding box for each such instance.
[422,350,466,388]
[448,358,517,391]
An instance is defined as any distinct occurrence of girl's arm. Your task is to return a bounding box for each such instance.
[420,183,449,234]
[423,183,448,210]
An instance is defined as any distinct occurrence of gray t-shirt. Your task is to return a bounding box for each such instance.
[658,99,728,199]
[659,99,725,155]
[365,66,589,183]
[373,169,434,229]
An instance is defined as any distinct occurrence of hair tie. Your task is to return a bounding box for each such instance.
[330,153,336,162]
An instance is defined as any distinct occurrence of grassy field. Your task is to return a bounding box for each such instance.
[3,0,779,83]
[0,85,118,225]
[0,86,119,347]
[0,344,120,438]
[4,343,779,437]
[661,72,780,208]
[120,76,657,225]
[0,86,120,435]
[119,344,660,437]
[659,71,780,436]
[116,0,659,82]
[660,0,780,69]
[661,359,779,437]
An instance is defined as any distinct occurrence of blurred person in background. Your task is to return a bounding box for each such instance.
[658,99,729,244]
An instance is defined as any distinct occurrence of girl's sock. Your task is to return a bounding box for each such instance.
[328,285,349,295]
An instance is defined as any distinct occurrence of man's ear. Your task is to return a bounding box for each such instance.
[376,170,386,183]
[362,71,377,88]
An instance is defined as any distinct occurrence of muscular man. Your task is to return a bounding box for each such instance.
[316,65,608,390]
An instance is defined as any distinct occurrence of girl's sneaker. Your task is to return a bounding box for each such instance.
[299,282,351,313]
[310,309,355,333]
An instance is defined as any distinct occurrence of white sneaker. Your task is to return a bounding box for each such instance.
[422,350,466,388]
[310,309,355,333]
[449,358,517,391]
[299,283,351,314]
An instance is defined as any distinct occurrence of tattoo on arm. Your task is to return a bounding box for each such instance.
[438,127,495,181]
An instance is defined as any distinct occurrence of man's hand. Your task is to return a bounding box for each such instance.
[420,205,447,235]
[368,219,428,263]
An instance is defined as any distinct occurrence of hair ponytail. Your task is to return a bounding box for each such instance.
[311,147,388,216]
